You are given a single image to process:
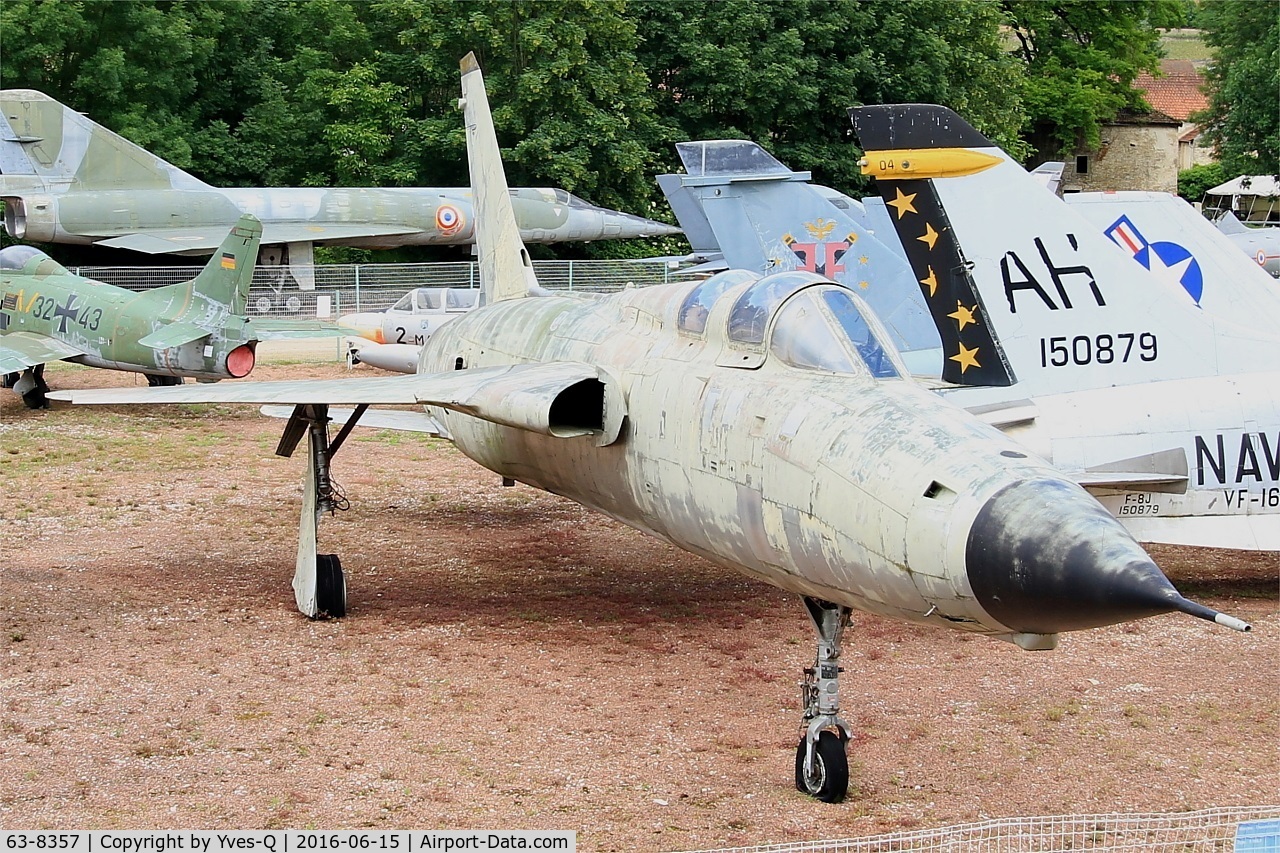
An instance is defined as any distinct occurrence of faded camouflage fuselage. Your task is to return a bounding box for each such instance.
[416,276,1086,641]
[0,253,253,379]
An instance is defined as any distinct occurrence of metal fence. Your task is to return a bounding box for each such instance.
[676,806,1280,853]
[69,258,677,317]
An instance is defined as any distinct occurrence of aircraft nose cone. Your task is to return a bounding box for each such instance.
[966,479,1184,634]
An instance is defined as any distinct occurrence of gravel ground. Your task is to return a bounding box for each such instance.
[2,363,1276,851]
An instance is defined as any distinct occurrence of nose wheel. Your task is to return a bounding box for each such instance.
[795,597,853,803]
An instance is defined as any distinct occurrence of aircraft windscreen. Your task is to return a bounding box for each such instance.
[678,269,761,335]
[769,287,901,379]
[675,140,793,178]
[447,289,479,310]
[821,289,900,378]
[0,244,48,271]
[728,271,828,345]
[390,292,415,312]
[768,290,859,374]
[415,289,443,311]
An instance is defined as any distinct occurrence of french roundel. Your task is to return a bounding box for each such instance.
[435,204,464,235]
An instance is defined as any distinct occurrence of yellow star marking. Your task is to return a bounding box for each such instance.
[918,222,939,250]
[858,255,869,265]
[847,232,859,244]
[950,343,981,374]
[858,280,870,290]
[920,266,938,297]
[887,187,918,219]
[948,301,978,330]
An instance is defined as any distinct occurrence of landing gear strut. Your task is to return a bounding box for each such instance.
[275,403,366,618]
[794,597,853,803]
[13,365,49,409]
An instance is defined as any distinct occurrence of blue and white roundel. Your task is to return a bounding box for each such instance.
[1104,214,1204,304]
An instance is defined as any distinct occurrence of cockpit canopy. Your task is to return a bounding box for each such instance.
[390,287,480,314]
[678,268,903,379]
[0,244,68,276]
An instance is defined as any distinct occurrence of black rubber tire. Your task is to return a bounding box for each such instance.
[21,387,48,409]
[316,554,347,618]
[146,374,183,387]
[794,731,849,803]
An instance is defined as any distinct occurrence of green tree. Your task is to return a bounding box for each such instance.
[1002,0,1185,155]
[634,0,1026,193]
[1176,162,1228,203]
[365,0,672,214]
[1195,0,1280,176]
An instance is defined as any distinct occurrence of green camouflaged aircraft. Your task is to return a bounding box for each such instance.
[0,89,680,278]
[0,213,332,408]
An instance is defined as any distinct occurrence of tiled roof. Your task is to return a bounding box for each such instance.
[1134,59,1209,122]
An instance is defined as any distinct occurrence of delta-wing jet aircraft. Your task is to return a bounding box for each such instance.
[1212,212,1280,278]
[51,57,1250,804]
[0,89,679,289]
[0,214,345,408]
[849,104,1280,551]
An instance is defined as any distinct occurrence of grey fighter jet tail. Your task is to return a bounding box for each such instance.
[848,104,1280,396]
[657,140,942,368]
[459,53,538,305]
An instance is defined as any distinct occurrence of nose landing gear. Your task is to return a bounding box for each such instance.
[795,597,853,803]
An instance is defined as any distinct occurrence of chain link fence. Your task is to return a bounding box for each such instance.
[675,806,1280,853]
[70,258,678,317]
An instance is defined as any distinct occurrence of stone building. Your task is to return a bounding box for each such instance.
[1133,59,1215,169]
[1057,59,1213,193]
[1059,109,1182,194]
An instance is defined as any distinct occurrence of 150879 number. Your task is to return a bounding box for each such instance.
[1039,332,1156,368]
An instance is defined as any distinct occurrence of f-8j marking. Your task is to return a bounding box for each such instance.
[52,56,1251,804]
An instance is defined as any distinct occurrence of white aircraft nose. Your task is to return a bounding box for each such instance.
[337,312,385,343]
[965,479,1250,634]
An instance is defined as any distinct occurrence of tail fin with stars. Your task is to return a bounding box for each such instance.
[849,104,1278,394]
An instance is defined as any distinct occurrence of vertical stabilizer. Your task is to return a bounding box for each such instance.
[458,54,537,305]
[0,89,211,191]
[180,214,262,314]
[661,139,942,362]
[849,104,1279,396]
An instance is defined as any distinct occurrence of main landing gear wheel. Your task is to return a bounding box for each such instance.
[146,374,183,387]
[794,730,849,803]
[316,554,347,618]
[1,372,18,389]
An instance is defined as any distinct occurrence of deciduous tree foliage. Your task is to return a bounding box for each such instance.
[0,0,1215,259]
[1002,0,1185,154]
[1194,0,1280,177]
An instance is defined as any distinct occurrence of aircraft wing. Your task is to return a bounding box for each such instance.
[248,318,351,340]
[261,404,449,438]
[0,331,85,372]
[49,361,602,438]
[95,223,424,254]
